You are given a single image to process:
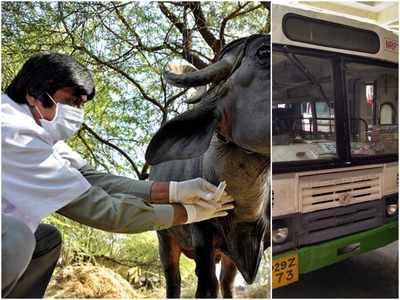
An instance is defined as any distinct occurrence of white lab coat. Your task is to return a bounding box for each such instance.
[1,94,91,232]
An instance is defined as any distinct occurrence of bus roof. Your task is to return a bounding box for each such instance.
[272,3,398,63]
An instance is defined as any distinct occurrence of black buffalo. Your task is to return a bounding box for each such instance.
[146,34,270,298]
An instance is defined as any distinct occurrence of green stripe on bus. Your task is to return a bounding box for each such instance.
[273,220,398,274]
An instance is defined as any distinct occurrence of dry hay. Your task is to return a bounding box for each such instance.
[45,265,137,298]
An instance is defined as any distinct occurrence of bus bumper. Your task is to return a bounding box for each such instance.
[278,219,398,274]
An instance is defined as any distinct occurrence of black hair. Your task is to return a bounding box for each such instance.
[5,52,95,108]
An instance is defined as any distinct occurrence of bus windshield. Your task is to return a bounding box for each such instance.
[272,51,336,162]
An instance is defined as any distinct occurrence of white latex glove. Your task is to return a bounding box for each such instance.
[183,195,235,224]
[169,178,232,208]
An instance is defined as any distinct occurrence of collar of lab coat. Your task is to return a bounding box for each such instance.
[1,94,54,145]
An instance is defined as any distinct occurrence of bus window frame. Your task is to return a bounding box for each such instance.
[272,44,398,174]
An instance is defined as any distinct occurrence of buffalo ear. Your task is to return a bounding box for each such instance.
[145,105,218,165]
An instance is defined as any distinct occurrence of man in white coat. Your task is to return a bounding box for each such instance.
[1,53,234,298]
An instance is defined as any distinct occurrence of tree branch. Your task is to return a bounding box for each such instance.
[112,3,166,52]
[187,2,219,54]
[140,163,149,180]
[77,131,111,172]
[81,123,143,179]
[164,42,209,69]
[86,49,165,111]
[219,3,262,47]
[158,2,208,69]
[166,88,189,107]
[220,3,248,47]
[59,4,165,112]
[158,2,185,34]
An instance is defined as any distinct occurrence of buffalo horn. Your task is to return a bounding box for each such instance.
[164,59,233,88]
[185,85,208,104]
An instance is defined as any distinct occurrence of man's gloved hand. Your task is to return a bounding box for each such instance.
[183,196,235,224]
[169,178,232,208]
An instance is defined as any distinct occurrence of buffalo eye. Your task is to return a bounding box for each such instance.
[256,45,270,65]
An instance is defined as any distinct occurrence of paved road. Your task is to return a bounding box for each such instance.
[273,242,398,298]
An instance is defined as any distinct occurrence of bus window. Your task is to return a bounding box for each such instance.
[345,62,398,156]
[272,51,336,162]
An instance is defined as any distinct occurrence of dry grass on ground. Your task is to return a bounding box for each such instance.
[45,264,269,298]
[45,265,137,298]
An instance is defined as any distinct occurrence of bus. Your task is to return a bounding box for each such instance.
[271,3,398,289]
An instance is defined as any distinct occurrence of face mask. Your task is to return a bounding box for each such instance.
[35,93,84,141]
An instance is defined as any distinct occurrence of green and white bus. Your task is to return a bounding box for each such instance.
[271,3,398,289]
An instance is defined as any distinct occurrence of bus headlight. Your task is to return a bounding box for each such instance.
[386,204,398,216]
[272,227,289,244]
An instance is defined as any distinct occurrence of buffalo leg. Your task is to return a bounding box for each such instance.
[193,224,219,298]
[219,254,237,298]
[157,231,182,298]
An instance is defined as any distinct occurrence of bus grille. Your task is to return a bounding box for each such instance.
[298,200,384,246]
[300,167,382,213]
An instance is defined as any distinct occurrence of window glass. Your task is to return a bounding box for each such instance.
[272,51,336,162]
[283,14,380,54]
[345,62,398,156]
[380,103,395,125]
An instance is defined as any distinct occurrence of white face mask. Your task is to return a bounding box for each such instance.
[35,93,84,141]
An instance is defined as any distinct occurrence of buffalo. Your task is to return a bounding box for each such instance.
[145,34,270,298]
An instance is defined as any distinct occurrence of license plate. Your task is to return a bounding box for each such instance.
[272,253,299,289]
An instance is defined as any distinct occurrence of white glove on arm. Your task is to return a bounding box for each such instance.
[183,195,235,224]
[169,178,231,208]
